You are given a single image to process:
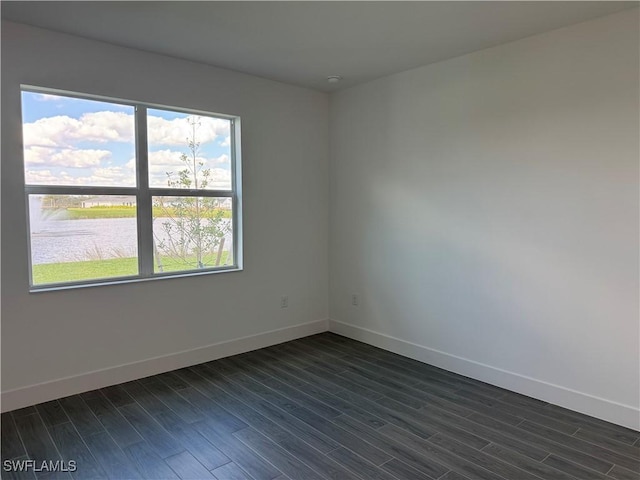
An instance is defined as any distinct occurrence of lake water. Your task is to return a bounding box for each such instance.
[30,217,232,264]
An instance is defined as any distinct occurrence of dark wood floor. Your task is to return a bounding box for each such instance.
[2,333,639,480]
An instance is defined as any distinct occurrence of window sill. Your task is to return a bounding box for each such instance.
[29,266,243,293]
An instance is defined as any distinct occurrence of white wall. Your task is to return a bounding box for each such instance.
[1,21,329,408]
[329,9,639,429]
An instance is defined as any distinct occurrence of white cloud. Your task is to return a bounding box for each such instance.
[206,168,232,189]
[25,152,136,186]
[220,136,231,147]
[148,149,231,189]
[35,93,63,102]
[23,112,230,151]
[26,150,228,188]
[89,166,136,186]
[25,169,73,185]
[23,112,135,148]
[149,149,188,167]
[24,146,112,168]
[147,115,230,146]
[23,116,77,147]
[212,154,230,165]
[26,166,135,187]
[149,165,231,190]
[75,111,135,143]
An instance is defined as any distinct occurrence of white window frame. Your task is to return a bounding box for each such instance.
[22,86,243,291]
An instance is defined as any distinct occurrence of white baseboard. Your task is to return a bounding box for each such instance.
[2,319,329,412]
[329,320,640,431]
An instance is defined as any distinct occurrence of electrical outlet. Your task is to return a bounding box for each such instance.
[352,294,359,306]
[281,295,289,308]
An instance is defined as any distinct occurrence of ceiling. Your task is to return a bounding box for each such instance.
[2,1,637,92]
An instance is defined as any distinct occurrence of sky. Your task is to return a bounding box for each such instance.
[21,91,232,189]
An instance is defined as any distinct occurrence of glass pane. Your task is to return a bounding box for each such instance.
[21,91,136,186]
[152,196,233,273]
[29,195,138,285]
[147,108,232,190]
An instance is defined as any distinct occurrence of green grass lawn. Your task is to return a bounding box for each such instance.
[33,257,138,284]
[32,253,232,285]
[67,207,137,219]
[64,207,232,220]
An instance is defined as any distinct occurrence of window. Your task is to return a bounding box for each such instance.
[22,87,241,290]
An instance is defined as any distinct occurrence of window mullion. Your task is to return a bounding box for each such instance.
[24,185,138,196]
[135,105,153,277]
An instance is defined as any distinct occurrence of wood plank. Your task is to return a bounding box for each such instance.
[194,420,281,480]
[542,403,640,445]
[140,378,205,424]
[481,443,575,480]
[439,471,472,480]
[376,423,503,480]
[210,462,251,480]
[11,407,38,418]
[239,351,388,430]
[276,434,360,480]
[2,413,27,461]
[57,396,103,438]
[232,428,325,480]
[542,455,609,480]
[122,441,179,480]
[291,409,392,466]
[518,420,640,473]
[224,362,341,420]
[82,431,142,479]
[100,385,135,408]
[379,458,435,480]
[82,392,142,448]
[13,413,61,465]
[608,465,640,480]
[35,402,69,428]
[168,384,248,434]
[47,422,106,480]
[189,367,340,454]
[573,427,640,459]
[326,448,399,480]
[331,415,449,478]
[164,451,216,479]
[425,432,543,480]
[468,413,614,473]
[118,403,183,459]
[166,422,230,471]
